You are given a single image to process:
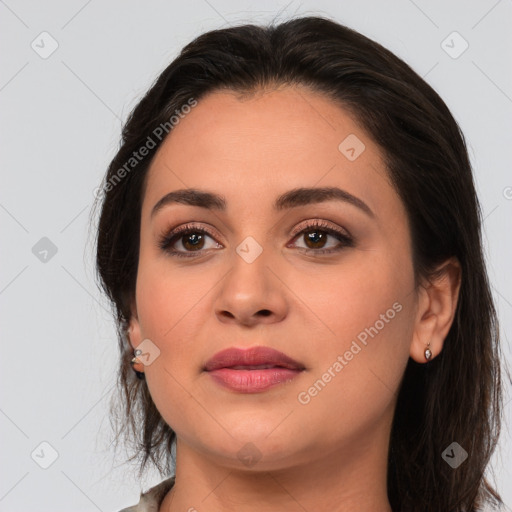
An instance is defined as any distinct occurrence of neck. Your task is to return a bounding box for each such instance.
[160,426,393,512]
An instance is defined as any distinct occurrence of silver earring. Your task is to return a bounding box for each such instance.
[424,341,432,361]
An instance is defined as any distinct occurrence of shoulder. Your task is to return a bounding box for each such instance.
[117,476,176,512]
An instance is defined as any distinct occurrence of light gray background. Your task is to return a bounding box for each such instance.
[1,1,511,511]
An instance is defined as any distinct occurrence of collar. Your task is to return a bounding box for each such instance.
[118,475,176,512]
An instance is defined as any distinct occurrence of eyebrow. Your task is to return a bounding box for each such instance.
[150,186,374,219]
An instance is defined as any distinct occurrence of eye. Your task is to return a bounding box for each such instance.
[158,222,222,258]
[158,220,354,258]
[288,219,354,255]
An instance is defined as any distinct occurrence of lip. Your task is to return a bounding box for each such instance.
[204,346,305,393]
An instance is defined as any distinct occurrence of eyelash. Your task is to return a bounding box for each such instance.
[157,220,354,259]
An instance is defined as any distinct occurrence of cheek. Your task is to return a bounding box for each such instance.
[134,251,218,377]
[135,261,214,439]
[297,246,414,345]
[292,286,414,452]
[135,249,205,339]
[297,248,415,408]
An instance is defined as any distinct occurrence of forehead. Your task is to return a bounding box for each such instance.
[142,86,400,222]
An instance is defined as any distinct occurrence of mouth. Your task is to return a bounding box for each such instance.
[204,345,305,371]
[204,346,305,393]
[228,364,290,370]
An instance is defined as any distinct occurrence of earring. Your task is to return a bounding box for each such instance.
[130,352,145,379]
[126,327,145,380]
[424,341,432,361]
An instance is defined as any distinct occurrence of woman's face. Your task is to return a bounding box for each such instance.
[129,86,421,471]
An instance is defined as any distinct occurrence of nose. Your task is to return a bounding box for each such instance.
[214,250,288,327]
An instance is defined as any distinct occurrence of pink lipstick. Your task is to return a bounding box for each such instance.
[204,346,305,393]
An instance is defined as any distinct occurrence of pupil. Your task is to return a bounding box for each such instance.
[184,233,203,250]
[306,231,325,248]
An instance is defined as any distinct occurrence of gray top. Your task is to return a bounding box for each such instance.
[116,476,497,511]
[118,476,175,512]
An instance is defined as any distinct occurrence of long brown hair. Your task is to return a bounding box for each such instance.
[93,16,506,511]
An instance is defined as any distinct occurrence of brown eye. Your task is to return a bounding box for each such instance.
[179,232,206,251]
[290,220,354,255]
[302,229,329,249]
[158,220,354,259]
[158,223,222,258]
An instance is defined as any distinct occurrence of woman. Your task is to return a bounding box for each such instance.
[94,15,505,512]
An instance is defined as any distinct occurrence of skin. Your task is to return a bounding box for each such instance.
[128,85,461,512]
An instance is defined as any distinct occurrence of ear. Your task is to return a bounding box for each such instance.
[127,299,143,351]
[410,257,461,363]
